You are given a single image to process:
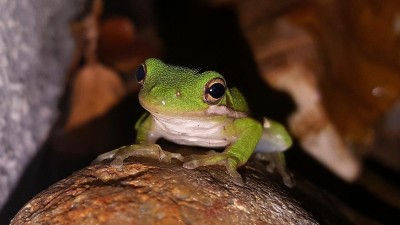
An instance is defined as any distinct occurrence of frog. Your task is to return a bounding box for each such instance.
[94,58,294,186]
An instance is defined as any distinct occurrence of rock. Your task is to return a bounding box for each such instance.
[11,149,373,225]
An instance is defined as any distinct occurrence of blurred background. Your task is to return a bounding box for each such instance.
[0,0,399,224]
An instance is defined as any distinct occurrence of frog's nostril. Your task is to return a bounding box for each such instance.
[175,90,181,97]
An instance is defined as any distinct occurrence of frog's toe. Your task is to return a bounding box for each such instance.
[110,156,124,169]
[182,159,201,169]
[183,153,244,184]
[160,151,185,162]
[266,161,276,173]
[183,153,227,169]
[255,152,295,187]
[224,158,244,185]
[282,173,295,187]
[91,148,122,165]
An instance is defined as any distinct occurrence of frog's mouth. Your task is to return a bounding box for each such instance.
[139,97,207,118]
[139,96,247,119]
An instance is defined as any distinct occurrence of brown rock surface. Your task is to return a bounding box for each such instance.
[11,151,375,225]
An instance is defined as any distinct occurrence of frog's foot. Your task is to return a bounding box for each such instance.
[183,152,244,184]
[255,152,295,187]
[92,144,184,170]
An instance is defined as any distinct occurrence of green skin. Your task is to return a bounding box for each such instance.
[95,58,293,185]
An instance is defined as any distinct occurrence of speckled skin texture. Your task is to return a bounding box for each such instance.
[0,0,83,210]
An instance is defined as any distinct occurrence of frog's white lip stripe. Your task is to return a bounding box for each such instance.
[139,97,247,119]
[206,105,247,118]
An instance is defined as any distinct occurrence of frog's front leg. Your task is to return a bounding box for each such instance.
[92,113,184,169]
[254,118,294,187]
[92,144,183,169]
[183,117,263,184]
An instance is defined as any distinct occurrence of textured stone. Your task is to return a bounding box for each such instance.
[11,152,372,225]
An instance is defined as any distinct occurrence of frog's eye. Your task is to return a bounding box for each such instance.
[204,78,226,104]
[136,64,146,84]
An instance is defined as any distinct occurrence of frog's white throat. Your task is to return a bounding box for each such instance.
[149,108,238,148]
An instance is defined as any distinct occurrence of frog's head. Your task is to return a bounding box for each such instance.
[135,58,241,117]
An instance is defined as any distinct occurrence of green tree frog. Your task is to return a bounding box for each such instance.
[94,58,294,186]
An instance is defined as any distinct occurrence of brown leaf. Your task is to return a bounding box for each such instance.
[65,63,127,131]
[232,0,400,181]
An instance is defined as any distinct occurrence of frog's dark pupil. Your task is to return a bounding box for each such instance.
[136,64,146,83]
[208,83,225,99]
